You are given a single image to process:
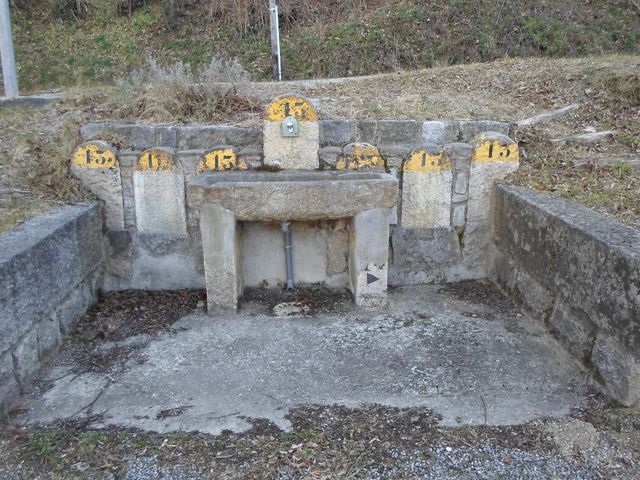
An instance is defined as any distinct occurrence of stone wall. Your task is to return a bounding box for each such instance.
[76,119,515,290]
[492,185,640,406]
[0,204,103,410]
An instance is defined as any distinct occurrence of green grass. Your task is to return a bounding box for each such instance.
[7,0,640,91]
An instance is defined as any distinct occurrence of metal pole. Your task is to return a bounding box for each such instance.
[0,0,18,98]
[269,0,282,81]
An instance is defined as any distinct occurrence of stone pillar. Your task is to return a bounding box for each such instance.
[71,141,124,229]
[263,95,320,170]
[133,148,187,236]
[464,132,519,276]
[349,208,390,308]
[200,204,242,313]
[400,144,452,228]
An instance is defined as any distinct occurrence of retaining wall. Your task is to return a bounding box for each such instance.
[492,185,640,406]
[76,119,515,290]
[0,204,103,410]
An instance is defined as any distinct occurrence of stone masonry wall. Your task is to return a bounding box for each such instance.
[77,119,513,290]
[492,185,640,406]
[0,204,103,410]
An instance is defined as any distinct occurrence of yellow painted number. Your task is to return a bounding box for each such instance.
[135,149,173,171]
[198,149,247,172]
[472,140,519,163]
[337,145,384,170]
[265,96,318,122]
[72,143,118,169]
[404,150,451,172]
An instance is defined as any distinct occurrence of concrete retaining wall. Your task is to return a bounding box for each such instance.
[77,119,512,291]
[0,204,103,410]
[492,185,640,406]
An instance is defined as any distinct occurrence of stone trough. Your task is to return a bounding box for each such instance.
[188,171,399,312]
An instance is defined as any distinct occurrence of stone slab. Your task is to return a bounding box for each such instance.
[188,171,398,222]
[17,285,591,433]
[350,208,390,308]
[132,149,187,236]
[464,133,519,275]
[401,146,453,228]
[71,142,124,229]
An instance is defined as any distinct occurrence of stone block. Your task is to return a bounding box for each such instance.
[349,208,390,308]
[319,146,342,169]
[74,204,104,276]
[56,282,94,334]
[549,300,596,364]
[591,335,640,406]
[127,125,157,150]
[71,141,125,229]
[201,204,241,312]
[156,125,178,148]
[238,146,263,169]
[376,120,418,144]
[453,172,468,195]
[400,145,453,228]
[326,221,349,276]
[133,149,187,236]
[80,122,128,140]
[177,125,261,150]
[337,143,385,170]
[36,316,62,361]
[464,133,519,275]
[452,205,466,229]
[389,227,462,286]
[320,119,351,146]
[0,204,102,353]
[422,121,459,145]
[129,235,204,291]
[493,185,640,356]
[515,270,555,321]
[458,120,510,142]
[118,151,138,170]
[263,121,320,170]
[103,229,133,290]
[379,144,412,169]
[0,352,18,410]
[121,175,137,228]
[355,119,378,144]
[12,330,40,389]
[177,151,203,176]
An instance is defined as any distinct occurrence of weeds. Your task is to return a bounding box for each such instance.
[107,57,259,122]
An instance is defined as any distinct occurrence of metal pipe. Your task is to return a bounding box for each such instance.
[281,221,294,290]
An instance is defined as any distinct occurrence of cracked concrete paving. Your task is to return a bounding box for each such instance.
[16,285,592,435]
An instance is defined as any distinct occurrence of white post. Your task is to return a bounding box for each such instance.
[0,0,18,98]
[269,0,282,81]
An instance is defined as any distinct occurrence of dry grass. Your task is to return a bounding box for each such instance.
[0,54,638,233]
[107,57,261,123]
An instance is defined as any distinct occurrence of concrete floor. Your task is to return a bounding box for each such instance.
[17,285,592,435]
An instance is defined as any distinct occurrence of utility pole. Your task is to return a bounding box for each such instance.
[269,0,282,81]
[0,0,18,98]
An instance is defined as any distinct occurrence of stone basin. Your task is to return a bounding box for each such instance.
[187,171,398,221]
[188,170,399,313]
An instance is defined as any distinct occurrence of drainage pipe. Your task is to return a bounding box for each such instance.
[281,221,294,290]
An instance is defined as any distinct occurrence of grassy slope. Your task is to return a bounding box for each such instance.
[6,0,640,92]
